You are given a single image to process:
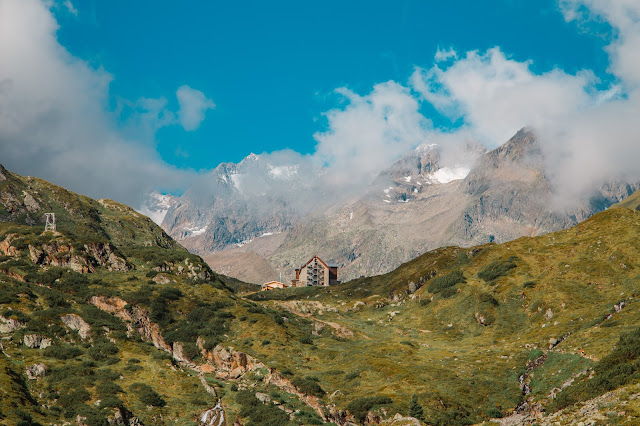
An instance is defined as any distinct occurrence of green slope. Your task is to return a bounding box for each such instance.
[3,163,640,425]
[250,205,640,424]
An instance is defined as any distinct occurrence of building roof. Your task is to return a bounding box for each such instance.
[299,255,332,270]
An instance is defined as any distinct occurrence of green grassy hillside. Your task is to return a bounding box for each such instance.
[3,163,640,425]
[250,204,640,424]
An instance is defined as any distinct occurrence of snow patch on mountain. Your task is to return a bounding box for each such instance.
[185,225,208,236]
[429,166,470,184]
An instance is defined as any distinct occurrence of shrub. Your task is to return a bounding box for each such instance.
[130,383,166,407]
[44,343,83,360]
[88,338,119,361]
[99,395,123,409]
[236,390,290,426]
[299,336,313,345]
[96,381,123,397]
[478,292,499,306]
[81,304,126,331]
[523,280,536,288]
[292,376,326,397]
[409,394,424,421]
[478,257,518,283]
[427,270,465,294]
[346,396,393,422]
[58,388,90,407]
[440,287,458,298]
[487,407,503,418]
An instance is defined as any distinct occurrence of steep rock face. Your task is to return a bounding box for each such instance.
[451,129,640,246]
[90,296,171,352]
[25,239,131,273]
[156,129,639,283]
[160,154,311,254]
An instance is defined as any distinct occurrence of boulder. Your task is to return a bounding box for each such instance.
[153,273,171,284]
[0,315,25,333]
[61,314,91,339]
[255,392,271,404]
[312,321,325,336]
[23,192,40,213]
[23,334,52,349]
[25,363,47,380]
[172,341,189,363]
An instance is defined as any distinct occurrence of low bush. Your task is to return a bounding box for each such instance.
[88,338,119,361]
[478,292,499,306]
[130,383,166,407]
[346,396,393,422]
[478,257,518,283]
[236,390,289,426]
[292,376,326,397]
[43,343,83,360]
[299,336,313,345]
[440,287,458,298]
[427,270,466,294]
[345,371,360,380]
[487,407,503,418]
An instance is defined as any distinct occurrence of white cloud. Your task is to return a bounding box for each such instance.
[313,82,431,188]
[63,0,77,16]
[0,0,195,206]
[405,1,640,207]
[176,85,215,131]
[560,0,640,88]
[410,47,597,145]
[434,47,457,62]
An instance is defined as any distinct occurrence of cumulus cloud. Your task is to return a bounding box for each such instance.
[0,0,210,206]
[404,0,640,207]
[309,0,640,208]
[176,85,215,131]
[63,0,77,16]
[410,47,597,145]
[434,47,457,63]
[313,82,430,189]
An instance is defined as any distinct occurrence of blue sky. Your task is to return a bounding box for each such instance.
[2,0,638,206]
[54,0,610,169]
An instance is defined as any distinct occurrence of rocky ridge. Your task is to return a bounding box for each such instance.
[161,129,639,284]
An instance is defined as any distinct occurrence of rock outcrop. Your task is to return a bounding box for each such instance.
[90,296,171,352]
[25,363,47,380]
[61,314,91,339]
[27,240,131,273]
[22,334,52,349]
[0,315,25,333]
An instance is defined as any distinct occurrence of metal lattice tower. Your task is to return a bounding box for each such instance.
[44,213,56,232]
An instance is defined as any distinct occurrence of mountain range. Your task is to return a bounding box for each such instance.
[150,129,639,284]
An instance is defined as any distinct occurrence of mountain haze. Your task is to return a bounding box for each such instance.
[158,129,639,284]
